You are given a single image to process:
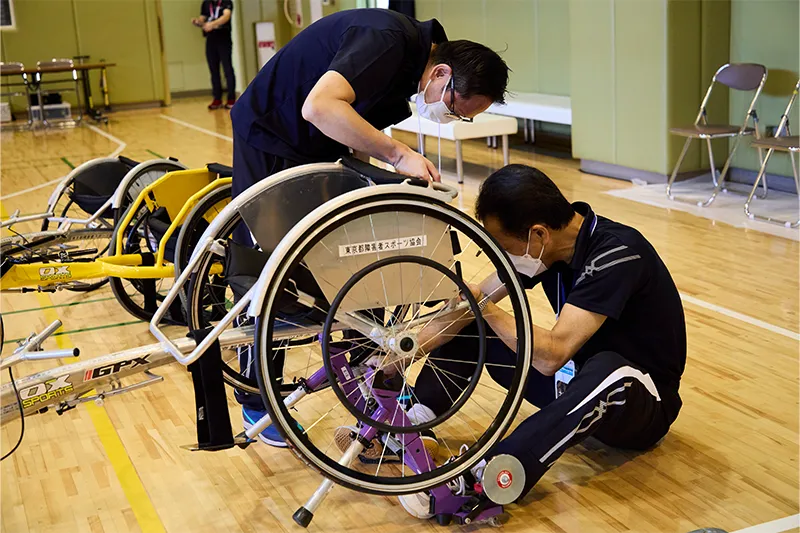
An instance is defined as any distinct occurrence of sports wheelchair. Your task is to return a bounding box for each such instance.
[1,156,186,292]
[1,158,234,325]
[152,157,535,525]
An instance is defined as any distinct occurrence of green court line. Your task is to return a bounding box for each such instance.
[3,296,117,316]
[61,157,75,169]
[146,149,165,159]
[3,319,142,345]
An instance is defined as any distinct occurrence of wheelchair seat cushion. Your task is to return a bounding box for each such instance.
[70,159,136,217]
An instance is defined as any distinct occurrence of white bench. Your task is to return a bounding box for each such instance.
[387,109,518,183]
[488,92,572,143]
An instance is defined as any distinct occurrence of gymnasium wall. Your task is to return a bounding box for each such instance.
[414,0,571,97]
[236,0,354,86]
[1,0,795,181]
[727,0,798,178]
[570,0,797,181]
[0,0,165,106]
[161,0,211,94]
[569,0,735,177]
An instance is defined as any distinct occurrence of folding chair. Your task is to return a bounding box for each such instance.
[0,62,33,128]
[667,63,768,207]
[744,79,800,228]
[34,58,83,127]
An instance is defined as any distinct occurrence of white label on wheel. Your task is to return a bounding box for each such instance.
[338,235,427,257]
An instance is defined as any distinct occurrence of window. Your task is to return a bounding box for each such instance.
[1,0,15,30]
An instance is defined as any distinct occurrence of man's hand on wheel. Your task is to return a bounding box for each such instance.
[392,144,441,183]
[461,283,483,305]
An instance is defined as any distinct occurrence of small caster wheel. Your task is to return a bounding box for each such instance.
[293,506,313,528]
[435,513,452,526]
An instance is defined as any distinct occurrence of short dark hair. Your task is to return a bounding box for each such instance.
[475,164,575,239]
[429,40,510,104]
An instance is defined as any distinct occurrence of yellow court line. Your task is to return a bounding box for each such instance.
[1,201,167,533]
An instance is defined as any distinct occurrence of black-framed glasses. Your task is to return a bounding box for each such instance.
[445,76,474,123]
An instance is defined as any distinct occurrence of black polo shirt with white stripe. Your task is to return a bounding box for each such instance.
[521,202,686,405]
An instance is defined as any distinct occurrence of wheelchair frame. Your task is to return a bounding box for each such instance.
[3,160,534,527]
[0,319,253,422]
[1,166,229,291]
[1,157,186,232]
[148,160,532,525]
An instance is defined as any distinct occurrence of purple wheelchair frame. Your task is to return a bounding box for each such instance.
[287,342,503,526]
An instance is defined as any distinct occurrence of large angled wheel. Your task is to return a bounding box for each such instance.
[176,183,261,393]
[108,160,187,321]
[253,190,532,495]
[42,158,135,292]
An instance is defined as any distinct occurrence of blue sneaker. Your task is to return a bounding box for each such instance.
[242,407,287,448]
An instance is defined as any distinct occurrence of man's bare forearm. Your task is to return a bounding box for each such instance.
[303,98,401,166]
[417,306,475,353]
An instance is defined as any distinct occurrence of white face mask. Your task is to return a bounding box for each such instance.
[508,229,547,278]
[416,76,456,124]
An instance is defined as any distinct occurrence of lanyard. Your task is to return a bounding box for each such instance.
[209,0,222,20]
[556,213,598,318]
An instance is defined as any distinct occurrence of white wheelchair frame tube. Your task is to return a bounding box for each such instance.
[150,161,458,367]
[1,158,187,231]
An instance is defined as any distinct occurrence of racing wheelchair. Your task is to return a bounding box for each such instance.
[1,155,186,292]
[1,158,235,324]
[150,157,535,525]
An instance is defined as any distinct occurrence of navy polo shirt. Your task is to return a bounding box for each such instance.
[230,9,447,164]
[522,202,686,410]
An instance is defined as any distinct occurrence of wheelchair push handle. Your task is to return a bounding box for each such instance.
[22,320,63,352]
[340,156,459,199]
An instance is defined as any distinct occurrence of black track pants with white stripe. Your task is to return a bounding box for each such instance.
[414,323,680,499]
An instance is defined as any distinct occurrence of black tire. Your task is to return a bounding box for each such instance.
[108,201,165,321]
[0,228,113,258]
[253,192,532,496]
[56,199,110,293]
[107,161,187,322]
[173,183,232,309]
[36,184,113,292]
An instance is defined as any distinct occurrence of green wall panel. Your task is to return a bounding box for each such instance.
[485,1,538,93]
[75,0,162,103]
[438,0,484,42]
[415,0,441,20]
[412,0,571,95]
[570,0,614,163]
[699,0,730,169]
[0,1,79,68]
[614,0,668,174]
[0,0,80,107]
[729,0,798,177]
[162,0,210,93]
[667,0,702,172]
[0,0,164,106]
[536,0,570,95]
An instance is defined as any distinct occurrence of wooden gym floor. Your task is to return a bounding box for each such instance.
[0,98,797,533]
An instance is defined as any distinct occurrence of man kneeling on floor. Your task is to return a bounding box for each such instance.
[398,164,686,517]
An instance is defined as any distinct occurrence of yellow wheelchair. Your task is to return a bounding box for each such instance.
[1,162,234,323]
